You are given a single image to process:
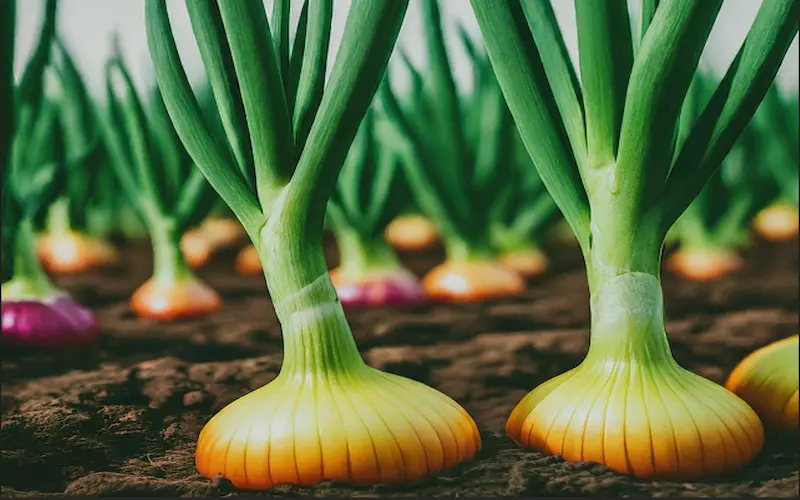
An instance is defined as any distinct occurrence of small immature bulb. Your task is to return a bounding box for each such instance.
[726,335,799,432]
[235,245,262,275]
[130,275,221,321]
[666,247,742,281]
[752,203,799,242]
[384,215,440,252]
[37,231,116,273]
[199,217,246,250]
[499,248,549,278]
[181,230,213,269]
[423,260,524,302]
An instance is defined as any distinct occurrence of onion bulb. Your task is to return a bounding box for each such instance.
[198,217,246,250]
[330,267,425,307]
[422,260,524,302]
[752,203,799,242]
[499,247,549,278]
[235,244,262,275]
[384,215,440,252]
[726,335,798,432]
[181,229,213,269]
[196,276,480,489]
[665,247,743,281]
[507,273,764,480]
[37,230,118,273]
[131,275,221,321]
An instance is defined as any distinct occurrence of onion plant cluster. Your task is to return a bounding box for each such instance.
[1,0,98,347]
[470,0,797,480]
[145,0,479,490]
[381,2,526,302]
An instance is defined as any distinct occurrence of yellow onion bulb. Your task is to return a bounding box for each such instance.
[507,273,764,480]
[726,336,798,432]
[752,203,799,242]
[199,217,246,250]
[499,248,549,278]
[196,279,480,490]
[384,215,440,252]
[181,230,213,269]
[665,247,742,281]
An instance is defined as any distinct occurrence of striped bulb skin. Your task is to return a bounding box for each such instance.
[506,360,764,480]
[196,366,480,489]
[726,335,799,432]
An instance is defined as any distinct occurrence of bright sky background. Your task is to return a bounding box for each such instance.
[14,0,800,99]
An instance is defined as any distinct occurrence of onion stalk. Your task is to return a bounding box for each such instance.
[471,0,797,480]
[380,4,524,302]
[1,0,98,348]
[146,0,479,489]
[750,86,799,242]
[37,39,118,274]
[100,47,221,321]
[726,335,799,432]
[327,109,425,307]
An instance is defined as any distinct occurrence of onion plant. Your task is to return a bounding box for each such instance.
[327,108,425,307]
[1,0,98,347]
[381,3,524,301]
[37,40,118,274]
[471,0,797,480]
[101,48,221,321]
[727,335,799,432]
[666,75,778,281]
[146,0,479,489]
[750,85,799,241]
[490,131,559,277]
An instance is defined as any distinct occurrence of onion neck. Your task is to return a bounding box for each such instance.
[443,236,494,263]
[334,227,402,277]
[149,217,193,285]
[261,202,366,377]
[584,212,675,366]
[2,217,57,300]
[45,197,73,235]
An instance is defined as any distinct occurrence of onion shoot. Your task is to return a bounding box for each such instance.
[146,0,479,489]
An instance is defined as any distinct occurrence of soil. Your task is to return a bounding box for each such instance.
[2,237,798,498]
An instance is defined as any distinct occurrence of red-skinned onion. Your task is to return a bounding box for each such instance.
[330,267,426,308]
[1,292,98,347]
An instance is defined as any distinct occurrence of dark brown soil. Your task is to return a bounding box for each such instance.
[2,237,799,498]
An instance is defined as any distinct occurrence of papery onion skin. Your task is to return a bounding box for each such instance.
[385,215,440,252]
[130,276,221,321]
[665,247,743,281]
[1,294,98,347]
[507,273,764,481]
[423,260,525,302]
[726,335,799,432]
[752,203,799,242]
[330,267,426,308]
[195,298,480,490]
[235,245,262,275]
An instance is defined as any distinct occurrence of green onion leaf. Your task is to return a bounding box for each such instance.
[292,0,332,153]
[217,0,295,206]
[470,0,591,250]
[185,0,255,189]
[660,0,799,234]
[145,0,264,237]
